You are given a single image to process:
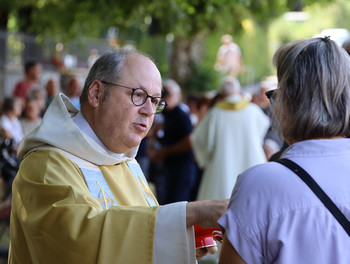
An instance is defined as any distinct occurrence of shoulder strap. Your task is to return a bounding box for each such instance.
[276,158,350,236]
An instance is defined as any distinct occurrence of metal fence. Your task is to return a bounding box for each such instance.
[0,30,113,98]
[0,30,113,69]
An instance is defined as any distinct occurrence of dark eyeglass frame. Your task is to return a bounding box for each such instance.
[101,80,167,114]
[265,89,276,105]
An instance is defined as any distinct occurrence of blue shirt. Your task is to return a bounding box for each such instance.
[219,138,350,264]
[162,105,194,164]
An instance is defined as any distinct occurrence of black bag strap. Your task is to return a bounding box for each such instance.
[275,158,350,236]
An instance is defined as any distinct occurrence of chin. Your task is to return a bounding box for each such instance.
[127,138,143,150]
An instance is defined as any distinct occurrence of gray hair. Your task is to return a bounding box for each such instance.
[163,79,181,94]
[80,48,151,106]
[219,76,241,96]
[272,37,350,143]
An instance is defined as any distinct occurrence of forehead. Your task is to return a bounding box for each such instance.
[122,53,162,94]
[32,64,41,70]
[26,100,38,107]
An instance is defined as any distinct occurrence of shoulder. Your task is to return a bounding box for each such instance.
[174,105,192,121]
[23,148,78,166]
[229,161,302,219]
[228,159,326,224]
[14,80,28,90]
[221,162,291,234]
[19,149,81,182]
[245,103,269,120]
[0,115,9,123]
[234,161,287,193]
[176,104,190,116]
[246,102,266,113]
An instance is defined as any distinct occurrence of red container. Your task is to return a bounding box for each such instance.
[194,224,220,249]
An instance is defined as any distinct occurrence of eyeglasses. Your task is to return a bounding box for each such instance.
[101,80,167,114]
[265,89,276,105]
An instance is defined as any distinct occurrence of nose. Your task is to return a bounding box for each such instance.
[139,97,155,116]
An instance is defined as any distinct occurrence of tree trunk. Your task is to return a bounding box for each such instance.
[0,8,9,68]
[169,32,206,90]
[0,9,9,30]
[17,7,34,34]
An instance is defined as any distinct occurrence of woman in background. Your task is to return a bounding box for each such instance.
[0,97,23,150]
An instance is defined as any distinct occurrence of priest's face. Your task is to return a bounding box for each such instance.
[89,53,162,154]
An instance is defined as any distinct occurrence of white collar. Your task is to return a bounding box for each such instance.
[72,111,138,161]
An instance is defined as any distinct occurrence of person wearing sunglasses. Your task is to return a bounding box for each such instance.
[9,49,228,263]
[219,37,350,263]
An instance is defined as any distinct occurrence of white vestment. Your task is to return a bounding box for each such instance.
[193,98,270,200]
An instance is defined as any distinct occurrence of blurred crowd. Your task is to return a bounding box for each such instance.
[0,60,84,261]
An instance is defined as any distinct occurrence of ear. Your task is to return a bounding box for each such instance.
[87,80,103,108]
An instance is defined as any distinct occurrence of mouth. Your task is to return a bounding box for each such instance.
[134,122,147,132]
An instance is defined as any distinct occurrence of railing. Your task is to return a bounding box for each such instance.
[0,30,112,99]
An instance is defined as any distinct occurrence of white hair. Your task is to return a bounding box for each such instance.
[163,79,181,94]
[219,76,241,95]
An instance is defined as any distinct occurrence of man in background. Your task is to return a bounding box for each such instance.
[192,76,270,201]
[13,61,42,99]
[150,79,197,204]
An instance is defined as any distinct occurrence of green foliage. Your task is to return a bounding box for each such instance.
[236,21,271,84]
[145,0,248,36]
[2,0,337,41]
[183,62,221,95]
[137,35,169,76]
[269,0,350,50]
[2,0,340,88]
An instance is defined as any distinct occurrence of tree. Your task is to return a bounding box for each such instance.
[2,0,335,88]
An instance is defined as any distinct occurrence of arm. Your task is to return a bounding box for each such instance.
[0,198,11,221]
[219,234,246,264]
[149,135,192,163]
[152,198,229,264]
[186,199,229,228]
[186,199,229,261]
[159,134,192,157]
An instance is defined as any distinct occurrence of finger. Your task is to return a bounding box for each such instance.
[196,248,208,259]
[207,245,218,254]
[212,230,223,243]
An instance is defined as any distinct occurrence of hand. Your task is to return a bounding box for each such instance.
[152,148,166,163]
[195,229,224,260]
[196,245,218,260]
[147,146,165,164]
[186,199,229,228]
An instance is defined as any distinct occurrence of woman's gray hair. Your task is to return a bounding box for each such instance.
[272,37,350,143]
[80,48,151,107]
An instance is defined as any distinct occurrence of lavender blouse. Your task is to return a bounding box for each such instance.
[219,138,350,263]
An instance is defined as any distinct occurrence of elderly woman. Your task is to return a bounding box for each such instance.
[218,37,350,263]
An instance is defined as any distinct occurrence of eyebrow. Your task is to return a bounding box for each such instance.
[139,85,162,97]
